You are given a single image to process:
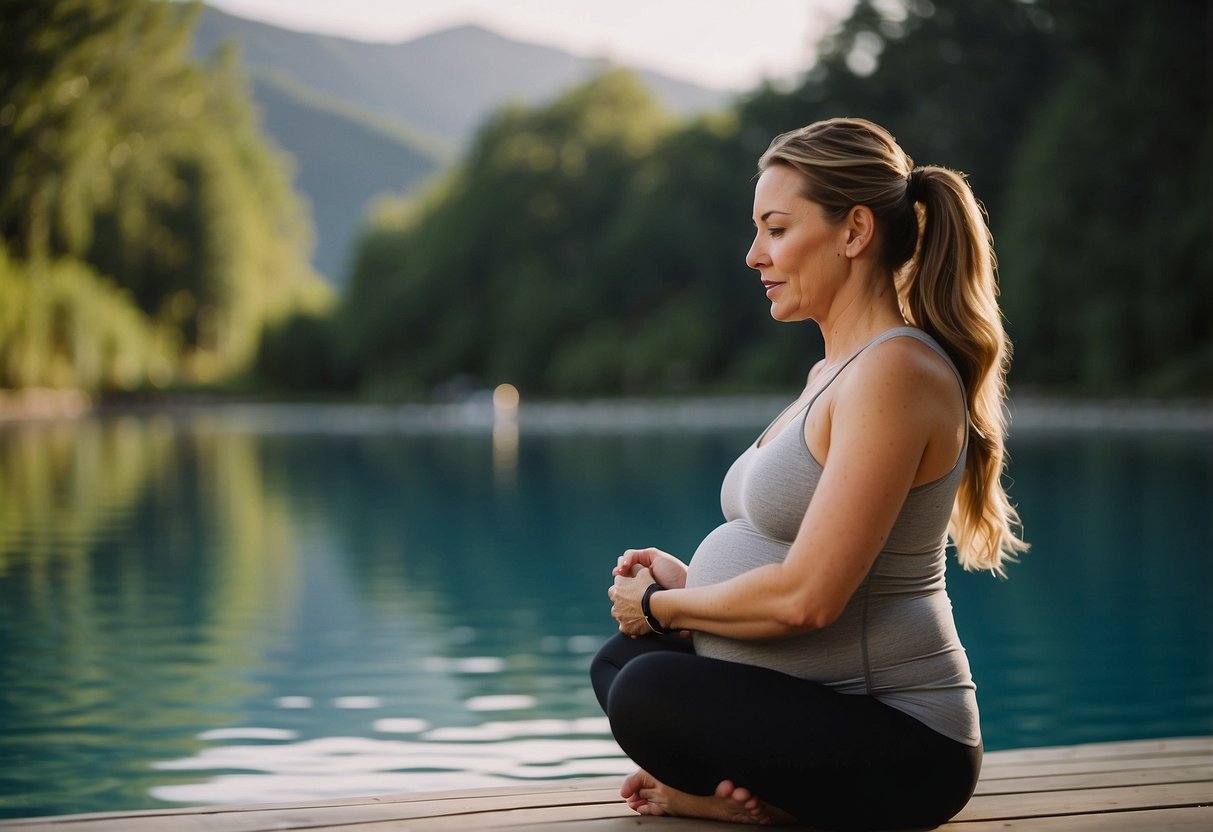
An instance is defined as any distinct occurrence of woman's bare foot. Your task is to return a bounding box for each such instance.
[619,769,793,824]
[716,779,797,825]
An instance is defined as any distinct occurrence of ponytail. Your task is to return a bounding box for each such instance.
[759,118,1027,575]
[901,167,1028,575]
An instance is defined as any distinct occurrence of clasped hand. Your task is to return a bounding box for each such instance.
[609,564,655,637]
[608,547,688,638]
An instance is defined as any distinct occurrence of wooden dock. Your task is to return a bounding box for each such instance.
[2,736,1209,830]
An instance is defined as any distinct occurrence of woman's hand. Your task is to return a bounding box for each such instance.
[610,565,658,637]
[613,547,687,589]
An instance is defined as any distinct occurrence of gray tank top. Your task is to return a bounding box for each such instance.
[686,327,980,746]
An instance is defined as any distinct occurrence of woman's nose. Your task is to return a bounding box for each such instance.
[746,236,766,270]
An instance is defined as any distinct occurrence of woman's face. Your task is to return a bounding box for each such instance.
[746,165,846,322]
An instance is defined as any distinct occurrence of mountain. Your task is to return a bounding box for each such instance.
[192,8,730,142]
[190,6,731,284]
[247,70,450,283]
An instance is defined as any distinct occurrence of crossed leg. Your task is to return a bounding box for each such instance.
[591,633,981,830]
[591,634,801,824]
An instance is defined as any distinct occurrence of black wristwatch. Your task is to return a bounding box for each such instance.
[641,582,675,634]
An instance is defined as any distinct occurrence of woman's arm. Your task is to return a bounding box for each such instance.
[614,343,950,638]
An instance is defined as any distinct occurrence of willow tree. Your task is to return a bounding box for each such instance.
[0,0,325,389]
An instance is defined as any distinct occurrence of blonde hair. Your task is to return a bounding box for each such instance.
[759,117,1027,575]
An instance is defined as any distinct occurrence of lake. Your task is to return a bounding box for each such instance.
[1,401,1210,819]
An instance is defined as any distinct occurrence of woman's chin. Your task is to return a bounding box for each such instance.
[769,305,808,323]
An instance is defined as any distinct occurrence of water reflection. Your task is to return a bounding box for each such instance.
[0,415,305,817]
[952,430,1213,750]
[150,715,627,806]
[0,408,1210,818]
[1,411,745,817]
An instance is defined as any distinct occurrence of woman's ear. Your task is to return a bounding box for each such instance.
[843,205,876,258]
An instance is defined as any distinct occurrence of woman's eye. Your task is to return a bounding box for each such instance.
[768,228,785,237]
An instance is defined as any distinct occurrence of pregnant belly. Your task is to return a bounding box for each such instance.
[686,519,791,589]
[685,518,863,685]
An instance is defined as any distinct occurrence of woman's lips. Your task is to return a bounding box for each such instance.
[762,280,782,298]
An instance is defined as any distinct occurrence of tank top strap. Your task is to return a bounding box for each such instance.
[871,327,967,398]
[758,327,967,450]
[803,326,968,423]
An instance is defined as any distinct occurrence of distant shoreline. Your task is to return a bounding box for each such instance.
[2,389,1210,432]
[1005,396,1213,432]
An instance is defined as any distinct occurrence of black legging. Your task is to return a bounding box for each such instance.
[591,632,982,831]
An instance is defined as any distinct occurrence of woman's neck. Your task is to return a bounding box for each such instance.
[818,279,907,363]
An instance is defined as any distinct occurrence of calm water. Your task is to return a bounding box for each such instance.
[0,404,1210,818]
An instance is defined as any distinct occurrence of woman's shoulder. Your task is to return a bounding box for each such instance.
[837,333,964,420]
[862,330,958,386]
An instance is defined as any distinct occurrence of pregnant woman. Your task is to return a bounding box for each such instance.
[591,117,1027,830]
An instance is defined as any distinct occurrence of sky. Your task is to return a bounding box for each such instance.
[202,0,858,92]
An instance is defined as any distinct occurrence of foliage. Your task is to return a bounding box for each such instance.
[336,0,1209,399]
[744,0,1059,220]
[254,305,352,394]
[998,0,1213,394]
[341,70,724,398]
[0,245,175,390]
[0,0,326,391]
[4,0,1208,398]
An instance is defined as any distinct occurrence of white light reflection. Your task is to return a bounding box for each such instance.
[150,720,630,806]
[421,656,506,674]
[196,727,299,741]
[373,718,431,734]
[423,717,609,742]
[464,694,537,712]
[492,383,520,485]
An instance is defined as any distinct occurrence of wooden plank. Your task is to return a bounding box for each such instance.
[315,803,1213,832]
[310,802,633,830]
[948,806,1213,831]
[0,786,630,832]
[2,738,1208,832]
[981,736,1212,766]
[0,780,625,826]
[0,782,625,831]
[955,782,1213,822]
[979,754,1213,780]
[974,764,1213,794]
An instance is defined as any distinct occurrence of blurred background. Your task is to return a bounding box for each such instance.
[1,0,1211,821]
[2,0,1209,402]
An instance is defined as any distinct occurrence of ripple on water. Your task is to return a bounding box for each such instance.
[150,717,629,806]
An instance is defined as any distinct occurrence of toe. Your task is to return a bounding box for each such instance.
[620,769,648,799]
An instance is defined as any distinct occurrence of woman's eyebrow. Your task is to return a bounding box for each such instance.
[759,209,791,222]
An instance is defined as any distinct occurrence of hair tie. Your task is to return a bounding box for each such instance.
[906,169,924,202]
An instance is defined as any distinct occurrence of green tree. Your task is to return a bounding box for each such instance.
[0,0,223,271]
[739,0,1059,224]
[999,0,1213,393]
[342,70,676,397]
[0,244,174,389]
[0,0,327,389]
[338,0,1208,399]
